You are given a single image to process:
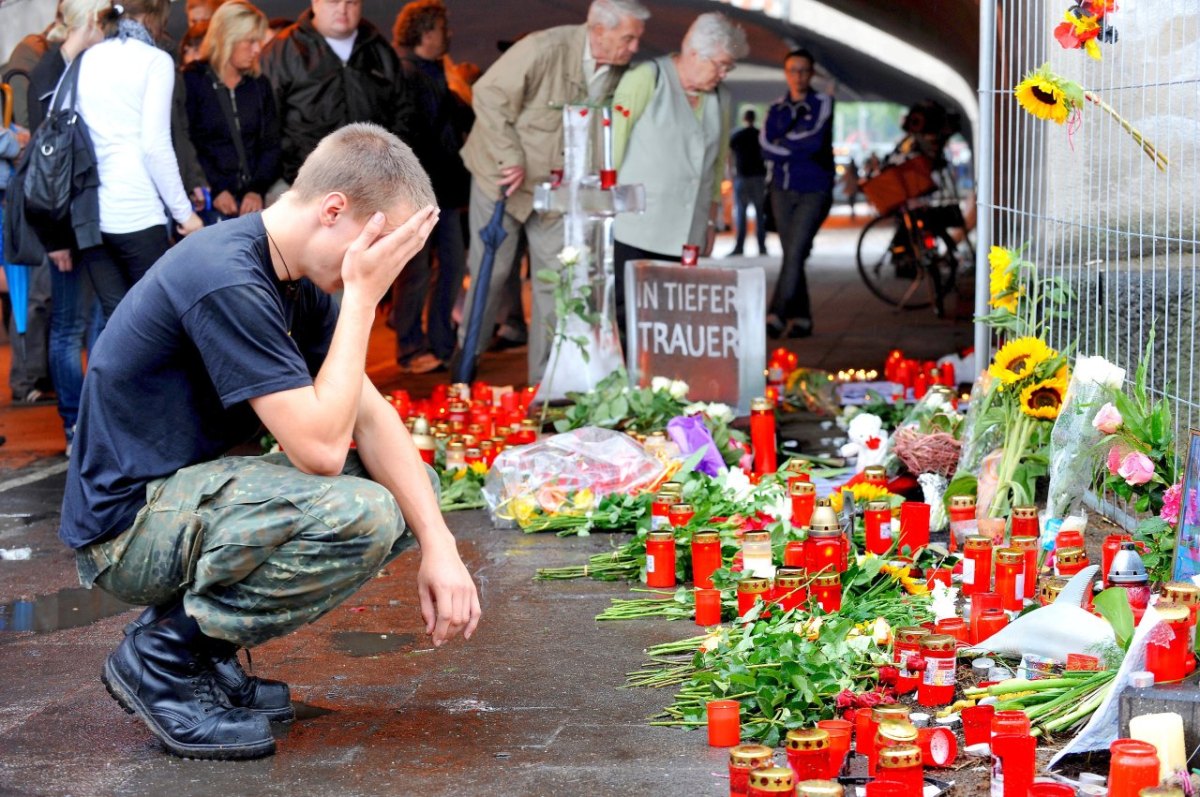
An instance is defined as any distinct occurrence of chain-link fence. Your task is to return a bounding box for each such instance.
[977,1,1199,472]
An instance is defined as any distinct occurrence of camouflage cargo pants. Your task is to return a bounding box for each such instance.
[77,452,429,648]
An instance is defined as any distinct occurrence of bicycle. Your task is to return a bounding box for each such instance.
[855,154,974,318]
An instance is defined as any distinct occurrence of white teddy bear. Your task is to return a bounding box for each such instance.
[839,412,889,473]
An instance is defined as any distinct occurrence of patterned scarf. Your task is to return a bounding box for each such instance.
[115,17,156,47]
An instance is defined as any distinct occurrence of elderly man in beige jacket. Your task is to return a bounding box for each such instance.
[456,0,649,384]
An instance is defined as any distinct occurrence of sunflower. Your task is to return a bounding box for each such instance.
[988,337,1056,386]
[988,247,1022,313]
[830,482,893,513]
[1014,67,1081,125]
[1020,377,1069,420]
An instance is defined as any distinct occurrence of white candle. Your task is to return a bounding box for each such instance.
[602,106,613,171]
[1129,711,1186,780]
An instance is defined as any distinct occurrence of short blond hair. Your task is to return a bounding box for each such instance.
[60,0,110,33]
[291,123,436,218]
[200,0,268,76]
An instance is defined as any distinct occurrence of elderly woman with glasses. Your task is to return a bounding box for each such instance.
[610,11,747,341]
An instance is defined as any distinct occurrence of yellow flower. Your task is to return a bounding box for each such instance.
[988,337,1056,386]
[572,488,596,512]
[879,562,929,595]
[1020,377,1068,420]
[1014,71,1075,125]
[511,494,538,525]
[987,246,1023,314]
[830,482,893,513]
[469,461,488,476]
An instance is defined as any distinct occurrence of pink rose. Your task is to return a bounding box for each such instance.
[1117,451,1155,486]
[1092,402,1123,435]
[1106,442,1129,476]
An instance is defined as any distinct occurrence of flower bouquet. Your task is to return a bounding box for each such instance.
[1044,355,1127,520]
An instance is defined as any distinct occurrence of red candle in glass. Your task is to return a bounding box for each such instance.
[783,540,806,568]
[728,745,774,797]
[975,607,1009,643]
[855,708,875,758]
[1101,533,1133,588]
[599,168,617,190]
[650,491,680,531]
[746,767,793,797]
[877,744,924,795]
[912,372,929,400]
[864,500,894,555]
[898,502,930,553]
[962,536,993,596]
[917,634,956,707]
[691,530,722,588]
[991,733,1036,797]
[805,528,843,576]
[750,398,777,476]
[774,572,807,612]
[1145,603,1193,683]
[961,704,995,747]
[681,244,700,266]
[1028,784,1076,797]
[811,573,841,612]
[668,502,695,528]
[934,617,969,644]
[1010,535,1039,599]
[1107,739,1160,797]
[940,361,956,386]
[790,480,816,527]
[991,710,1031,738]
[865,782,906,797]
[1010,505,1039,536]
[785,728,832,781]
[737,578,771,618]
[645,531,676,588]
[1055,529,1083,550]
[893,627,930,695]
[707,700,741,747]
[816,719,852,775]
[969,591,1001,643]
[994,549,1025,612]
[694,587,722,626]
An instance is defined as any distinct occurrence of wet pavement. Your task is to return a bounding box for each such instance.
[0,221,974,796]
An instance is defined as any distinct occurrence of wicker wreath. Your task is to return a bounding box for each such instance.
[892,426,961,478]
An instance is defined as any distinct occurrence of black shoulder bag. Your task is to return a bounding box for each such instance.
[24,52,86,221]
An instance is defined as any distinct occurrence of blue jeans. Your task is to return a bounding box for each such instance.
[733,175,768,253]
[391,209,465,362]
[48,260,94,432]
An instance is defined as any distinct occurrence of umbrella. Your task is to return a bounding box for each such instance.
[4,262,30,336]
[452,198,508,384]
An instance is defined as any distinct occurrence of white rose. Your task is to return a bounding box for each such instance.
[650,376,672,393]
[1074,355,1126,390]
[720,467,755,502]
[557,246,582,267]
[684,402,708,416]
[705,402,734,423]
[669,379,689,400]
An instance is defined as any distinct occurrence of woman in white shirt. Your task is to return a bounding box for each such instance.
[77,0,202,324]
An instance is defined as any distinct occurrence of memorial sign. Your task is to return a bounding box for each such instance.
[625,260,766,415]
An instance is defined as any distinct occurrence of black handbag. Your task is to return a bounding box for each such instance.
[23,53,86,221]
[3,154,47,265]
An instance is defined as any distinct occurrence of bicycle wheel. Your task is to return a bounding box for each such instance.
[856,213,933,310]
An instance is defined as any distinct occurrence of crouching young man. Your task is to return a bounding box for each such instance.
[59,123,481,760]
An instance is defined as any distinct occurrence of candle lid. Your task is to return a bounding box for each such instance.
[810,506,839,528]
[1010,536,1038,550]
[1164,582,1200,604]
[1012,505,1038,519]
[896,626,932,644]
[785,728,830,751]
[692,530,720,544]
[738,577,772,594]
[866,500,891,512]
[447,440,465,451]
[728,743,774,768]
[668,503,695,514]
[812,572,840,587]
[996,549,1024,565]
[790,480,817,496]
[775,573,806,588]
[1039,578,1068,602]
[878,744,922,769]
[660,481,684,495]
[744,531,771,542]
[747,766,794,791]
[796,781,844,797]
[875,720,919,743]
[863,465,887,480]
[646,531,675,542]
[784,459,810,474]
[750,397,774,412]
[1057,546,1087,565]
[920,634,957,652]
[808,525,842,539]
[1138,789,1184,797]
[871,703,911,723]
[965,536,993,549]
[653,491,680,505]
[1155,602,1191,622]
[519,419,538,431]
[949,495,975,509]
[775,567,805,578]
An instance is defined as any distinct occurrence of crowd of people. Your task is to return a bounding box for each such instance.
[1,0,845,446]
[0,0,856,764]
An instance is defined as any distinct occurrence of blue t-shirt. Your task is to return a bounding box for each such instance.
[59,214,338,549]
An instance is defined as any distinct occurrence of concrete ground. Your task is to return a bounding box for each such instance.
[0,218,974,796]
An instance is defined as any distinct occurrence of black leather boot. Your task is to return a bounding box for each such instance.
[125,606,294,722]
[103,603,275,759]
